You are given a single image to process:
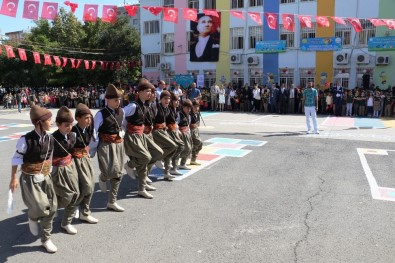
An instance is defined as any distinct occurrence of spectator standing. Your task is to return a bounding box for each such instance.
[210,83,219,111]
[303,82,319,134]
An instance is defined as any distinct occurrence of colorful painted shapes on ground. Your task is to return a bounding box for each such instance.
[322,116,394,129]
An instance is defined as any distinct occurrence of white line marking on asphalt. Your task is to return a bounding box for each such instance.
[249,115,270,122]
[357,148,380,199]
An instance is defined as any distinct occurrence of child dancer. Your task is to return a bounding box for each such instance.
[190,100,203,165]
[177,99,193,170]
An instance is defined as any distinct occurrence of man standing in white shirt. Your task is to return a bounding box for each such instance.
[210,83,219,111]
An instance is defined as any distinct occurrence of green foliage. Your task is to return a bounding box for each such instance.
[0,9,141,87]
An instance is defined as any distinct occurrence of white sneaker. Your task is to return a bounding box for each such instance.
[145,184,157,191]
[138,190,153,199]
[80,214,99,224]
[28,219,39,236]
[146,177,152,184]
[155,160,164,169]
[124,162,136,180]
[99,180,107,192]
[169,168,182,175]
[306,131,312,134]
[107,202,125,212]
[42,239,57,253]
[314,130,320,134]
[74,207,80,219]
[61,224,77,235]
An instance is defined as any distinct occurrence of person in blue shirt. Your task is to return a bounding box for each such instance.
[303,82,319,134]
[188,83,202,102]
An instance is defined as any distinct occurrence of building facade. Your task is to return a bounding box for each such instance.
[140,0,394,90]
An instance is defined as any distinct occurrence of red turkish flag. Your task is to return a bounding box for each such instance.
[183,8,197,22]
[230,11,245,20]
[110,62,115,70]
[331,17,346,26]
[100,61,104,70]
[347,18,362,33]
[163,7,178,23]
[44,54,52,65]
[142,6,162,16]
[70,58,76,68]
[53,56,61,66]
[116,62,121,70]
[0,0,19,17]
[248,12,262,26]
[265,13,277,30]
[83,4,98,22]
[41,2,58,20]
[5,45,15,58]
[17,48,27,61]
[76,59,82,69]
[299,15,312,28]
[369,18,386,27]
[316,16,330,27]
[84,60,89,70]
[64,1,78,13]
[203,9,219,18]
[33,52,41,64]
[62,57,68,67]
[282,14,295,32]
[102,5,117,23]
[91,60,96,70]
[22,0,39,20]
[382,19,395,30]
[124,5,138,16]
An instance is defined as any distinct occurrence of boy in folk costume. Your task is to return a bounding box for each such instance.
[9,106,58,253]
[72,103,98,224]
[152,90,178,181]
[51,106,80,235]
[124,79,157,199]
[167,92,185,175]
[190,100,203,165]
[90,84,125,212]
[177,99,193,170]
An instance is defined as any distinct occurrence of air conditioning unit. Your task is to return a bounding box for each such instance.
[376,56,390,65]
[356,54,370,64]
[159,63,170,70]
[230,54,242,64]
[247,56,259,65]
[335,52,349,65]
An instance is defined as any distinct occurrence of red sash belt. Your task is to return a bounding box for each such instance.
[167,123,177,131]
[72,146,89,158]
[99,133,123,143]
[190,123,198,130]
[144,125,153,134]
[52,154,72,167]
[127,123,144,135]
[21,159,51,175]
[179,126,190,133]
[154,123,166,130]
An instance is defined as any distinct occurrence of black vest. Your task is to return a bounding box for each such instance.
[52,130,73,158]
[144,102,155,126]
[190,112,200,125]
[72,125,90,148]
[166,107,177,125]
[98,106,124,135]
[178,111,189,127]
[154,103,168,124]
[23,130,54,163]
[125,100,145,126]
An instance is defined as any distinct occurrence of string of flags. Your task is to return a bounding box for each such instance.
[0,0,395,31]
[0,44,141,71]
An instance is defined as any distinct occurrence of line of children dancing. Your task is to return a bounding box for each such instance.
[8,79,203,253]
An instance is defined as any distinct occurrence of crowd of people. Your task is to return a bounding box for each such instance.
[8,80,204,253]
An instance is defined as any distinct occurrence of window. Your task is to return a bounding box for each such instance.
[163,0,174,7]
[279,68,294,88]
[333,68,350,89]
[231,69,245,87]
[204,70,216,88]
[359,20,375,46]
[299,68,315,89]
[165,71,175,86]
[280,25,295,48]
[249,0,263,6]
[280,0,295,3]
[231,27,244,50]
[144,54,160,68]
[231,0,244,9]
[249,26,263,49]
[300,22,316,40]
[335,24,351,47]
[188,0,199,9]
[187,31,192,53]
[163,33,174,54]
[356,68,373,88]
[249,69,262,86]
[144,21,160,35]
[204,0,216,9]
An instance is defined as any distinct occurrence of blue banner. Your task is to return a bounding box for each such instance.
[368,36,395,51]
[255,40,286,54]
[173,74,194,89]
[300,37,342,51]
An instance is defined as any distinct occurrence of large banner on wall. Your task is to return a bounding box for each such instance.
[190,13,221,62]
[300,37,342,51]
[368,36,395,51]
[255,40,286,54]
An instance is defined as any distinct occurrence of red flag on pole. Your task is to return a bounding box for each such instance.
[331,17,346,26]
[316,16,330,27]
[382,19,395,30]
[76,59,82,69]
[83,4,98,22]
[62,57,68,67]
[22,0,39,20]
[64,1,78,13]
[70,58,76,68]
[124,5,138,16]
[5,45,15,58]
[369,18,386,27]
[44,54,52,65]
[102,5,117,23]
[0,0,19,17]
[17,48,27,61]
[100,61,104,70]
[91,60,96,70]
[248,12,262,26]
[33,52,41,64]
[265,13,278,30]
[53,56,61,66]
[84,60,90,70]
[163,7,178,23]
[347,18,362,33]
[230,11,245,20]
[41,2,58,20]
[203,9,219,18]
[282,14,295,32]
[299,15,312,28]
[183,8,197,22]
[110,62,115,70]
[142,6,162,16]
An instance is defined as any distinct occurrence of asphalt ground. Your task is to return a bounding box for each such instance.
[0,108,394,263]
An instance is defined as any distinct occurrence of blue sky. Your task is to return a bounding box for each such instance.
[0,0,138,34]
